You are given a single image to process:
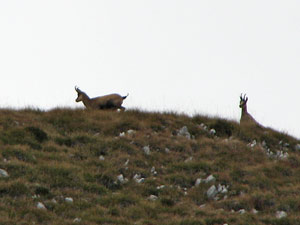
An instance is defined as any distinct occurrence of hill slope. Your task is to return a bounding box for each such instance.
[0,108,299,225]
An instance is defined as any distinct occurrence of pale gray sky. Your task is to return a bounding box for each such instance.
[0,1,299,138]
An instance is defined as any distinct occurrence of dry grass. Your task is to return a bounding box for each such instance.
[0,108,299,225]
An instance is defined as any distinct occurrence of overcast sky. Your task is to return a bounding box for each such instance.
[0,1,299,138]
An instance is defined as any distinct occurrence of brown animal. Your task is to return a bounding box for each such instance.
[75,86,128,111]
[239,94,259,126]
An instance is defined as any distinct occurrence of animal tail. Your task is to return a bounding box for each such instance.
[122,93,129,100]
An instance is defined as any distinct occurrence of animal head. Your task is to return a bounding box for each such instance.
[75,86,85,102]
[239,93,248,109]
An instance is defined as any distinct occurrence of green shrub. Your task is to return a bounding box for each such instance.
[142,186,159,197]
[211,119,235,137]
[0,128,26,145]
[83,183,108,195]
[43,145,59,152]
[3,163,33,179]
[252,194,276,211]
[0,182,30,197]
[55,137,73,147]
[34,186,51,197]
[160,197,175,207]
[73,135,95,145]
[0,127,46,150]
[25,127,48,143]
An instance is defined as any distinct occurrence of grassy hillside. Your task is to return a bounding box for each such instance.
[0,108,300,225]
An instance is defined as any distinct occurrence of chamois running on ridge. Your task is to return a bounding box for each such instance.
[75,86,128,111]
[239,93,260,126]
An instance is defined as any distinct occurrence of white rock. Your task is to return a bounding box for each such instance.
[65,197,73,203]
[127,129,136,135]
[32,194,39,199]
[238,209,246,214]
[124,159,130,166]
[262,140,268,148]
[0,169,9,178]
[99,155,105,161]
[218,184,228,194]
[251,208,258,214]
[200,123,208,131]
[151,167,157,175]
[165,148,170,153]
[143,146,151,155]
[148,195,158,201]
[248,140,257,148]
[133,174,141,180]
[119,132,125,137]
[276,210,287,219]
[37,202,46,210]
[137,178,145,183]
[178,126,191,139]
[73,218,81,223]
[151,167,155,173]
[276,151,289,160]
[133,174,144,183]
[195,178,202,187]
[185,156,193,162]
[157,185,165,190]
[205,175,216,183]
[209,129,216,136]
[199,204,206,209]
[117,174,128,184]
[207,185,218,199]
[117,174,123,182]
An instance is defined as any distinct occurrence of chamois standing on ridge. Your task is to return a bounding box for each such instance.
[75,86,128,111]
[239,94,260,126]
